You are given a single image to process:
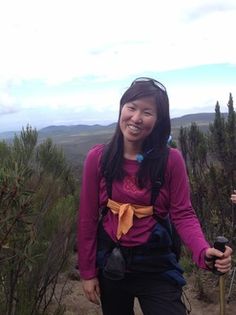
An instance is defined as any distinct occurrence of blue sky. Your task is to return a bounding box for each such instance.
[0,0,236,132]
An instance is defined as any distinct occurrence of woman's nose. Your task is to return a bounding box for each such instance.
[132,111,142,123]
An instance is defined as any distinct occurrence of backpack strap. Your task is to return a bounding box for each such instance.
[106,178,112,199]
[150,146,169,206]
[150,147,182,262]
[100,177,112,217]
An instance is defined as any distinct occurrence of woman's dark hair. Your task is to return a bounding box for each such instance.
[101,78,171,189]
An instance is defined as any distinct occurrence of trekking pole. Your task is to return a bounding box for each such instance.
[213,236,229,315]
[227,266,236,304]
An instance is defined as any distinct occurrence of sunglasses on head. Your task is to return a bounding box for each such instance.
[131,77,167,93]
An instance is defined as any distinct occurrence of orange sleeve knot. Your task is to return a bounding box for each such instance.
[107,198,153,239]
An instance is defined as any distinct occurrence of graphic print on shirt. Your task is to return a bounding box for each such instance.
[123,175,140,193]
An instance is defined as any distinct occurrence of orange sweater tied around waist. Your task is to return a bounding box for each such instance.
[107,198,153,239]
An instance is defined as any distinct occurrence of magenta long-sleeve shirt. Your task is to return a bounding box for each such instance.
[77,144,210,280]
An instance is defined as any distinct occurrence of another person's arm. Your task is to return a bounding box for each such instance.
[231,190,236,204]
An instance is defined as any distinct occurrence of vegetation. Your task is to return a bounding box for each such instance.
[0,125,77,315]
[0,95,235,313]
[179,93,236,243]
[179,94,236,299]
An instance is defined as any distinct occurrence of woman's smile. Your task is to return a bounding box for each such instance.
[127,123,142,133]
[119,96,157,147]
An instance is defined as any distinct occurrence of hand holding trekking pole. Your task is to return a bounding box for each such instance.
[213,236,229,275]
[213,237,228,315]
[205,242,232,274]
[205,238,232,315]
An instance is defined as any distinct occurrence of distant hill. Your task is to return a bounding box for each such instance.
[0,112,227,166]
[171,113,219,127]
[0,113,224,140]
[38,112,227,138]
[39,123,117,136]
[0,130,21,140]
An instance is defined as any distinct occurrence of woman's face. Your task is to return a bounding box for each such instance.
[119,96,157,149]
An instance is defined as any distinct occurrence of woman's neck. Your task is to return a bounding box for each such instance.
[123,141,142,160]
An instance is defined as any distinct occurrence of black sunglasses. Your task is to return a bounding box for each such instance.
[131,77,167,93]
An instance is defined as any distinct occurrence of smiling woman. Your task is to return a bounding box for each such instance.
[77,77,232,315]
[119,97,157,159]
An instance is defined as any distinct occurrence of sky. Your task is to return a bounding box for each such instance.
[0,0,236,132]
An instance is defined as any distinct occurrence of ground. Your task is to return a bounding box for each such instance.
[50,256,236,315]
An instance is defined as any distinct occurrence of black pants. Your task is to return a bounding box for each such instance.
[99,271,187,315]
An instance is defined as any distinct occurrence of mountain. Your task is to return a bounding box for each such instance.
[0,131,21,140]
[38,123,117,136]
[0,112,227,165]
[0,113,222,140]
[171,113,218,127]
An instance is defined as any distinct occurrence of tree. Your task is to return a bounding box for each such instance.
[178,94,236,242]
[0,126,77,315]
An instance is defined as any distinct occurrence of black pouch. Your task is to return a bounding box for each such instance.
[103,246,126,280]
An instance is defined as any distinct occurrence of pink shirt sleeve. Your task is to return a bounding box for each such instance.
[167,149,210,268]
[77,145,103,279]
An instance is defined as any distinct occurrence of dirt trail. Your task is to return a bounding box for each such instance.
[51,257,236,315]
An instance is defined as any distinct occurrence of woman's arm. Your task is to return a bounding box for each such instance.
[77,145,103,280]
[168,149,232,271]
[168,149,210,268]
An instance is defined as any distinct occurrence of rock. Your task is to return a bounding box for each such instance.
[67,268,81,281]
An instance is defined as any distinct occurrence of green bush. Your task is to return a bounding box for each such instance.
[0,126,77,315]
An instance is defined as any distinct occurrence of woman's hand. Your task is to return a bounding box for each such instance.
[231,190,236,204]
[82,277,101,305]
[205,246,233,273]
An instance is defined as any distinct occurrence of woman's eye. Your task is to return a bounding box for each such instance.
[128,106,135,111]
[144,111,152,116]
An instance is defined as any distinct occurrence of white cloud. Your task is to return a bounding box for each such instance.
[0,83,18,115]
[0,100,18,115]
[0,0,235,84]
[0,0,235,131]
[169,83,234,117]
[20,87,121,111]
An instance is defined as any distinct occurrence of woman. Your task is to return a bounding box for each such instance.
[77,77,232,315]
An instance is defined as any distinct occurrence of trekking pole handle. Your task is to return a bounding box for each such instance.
[213,236,229,275]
